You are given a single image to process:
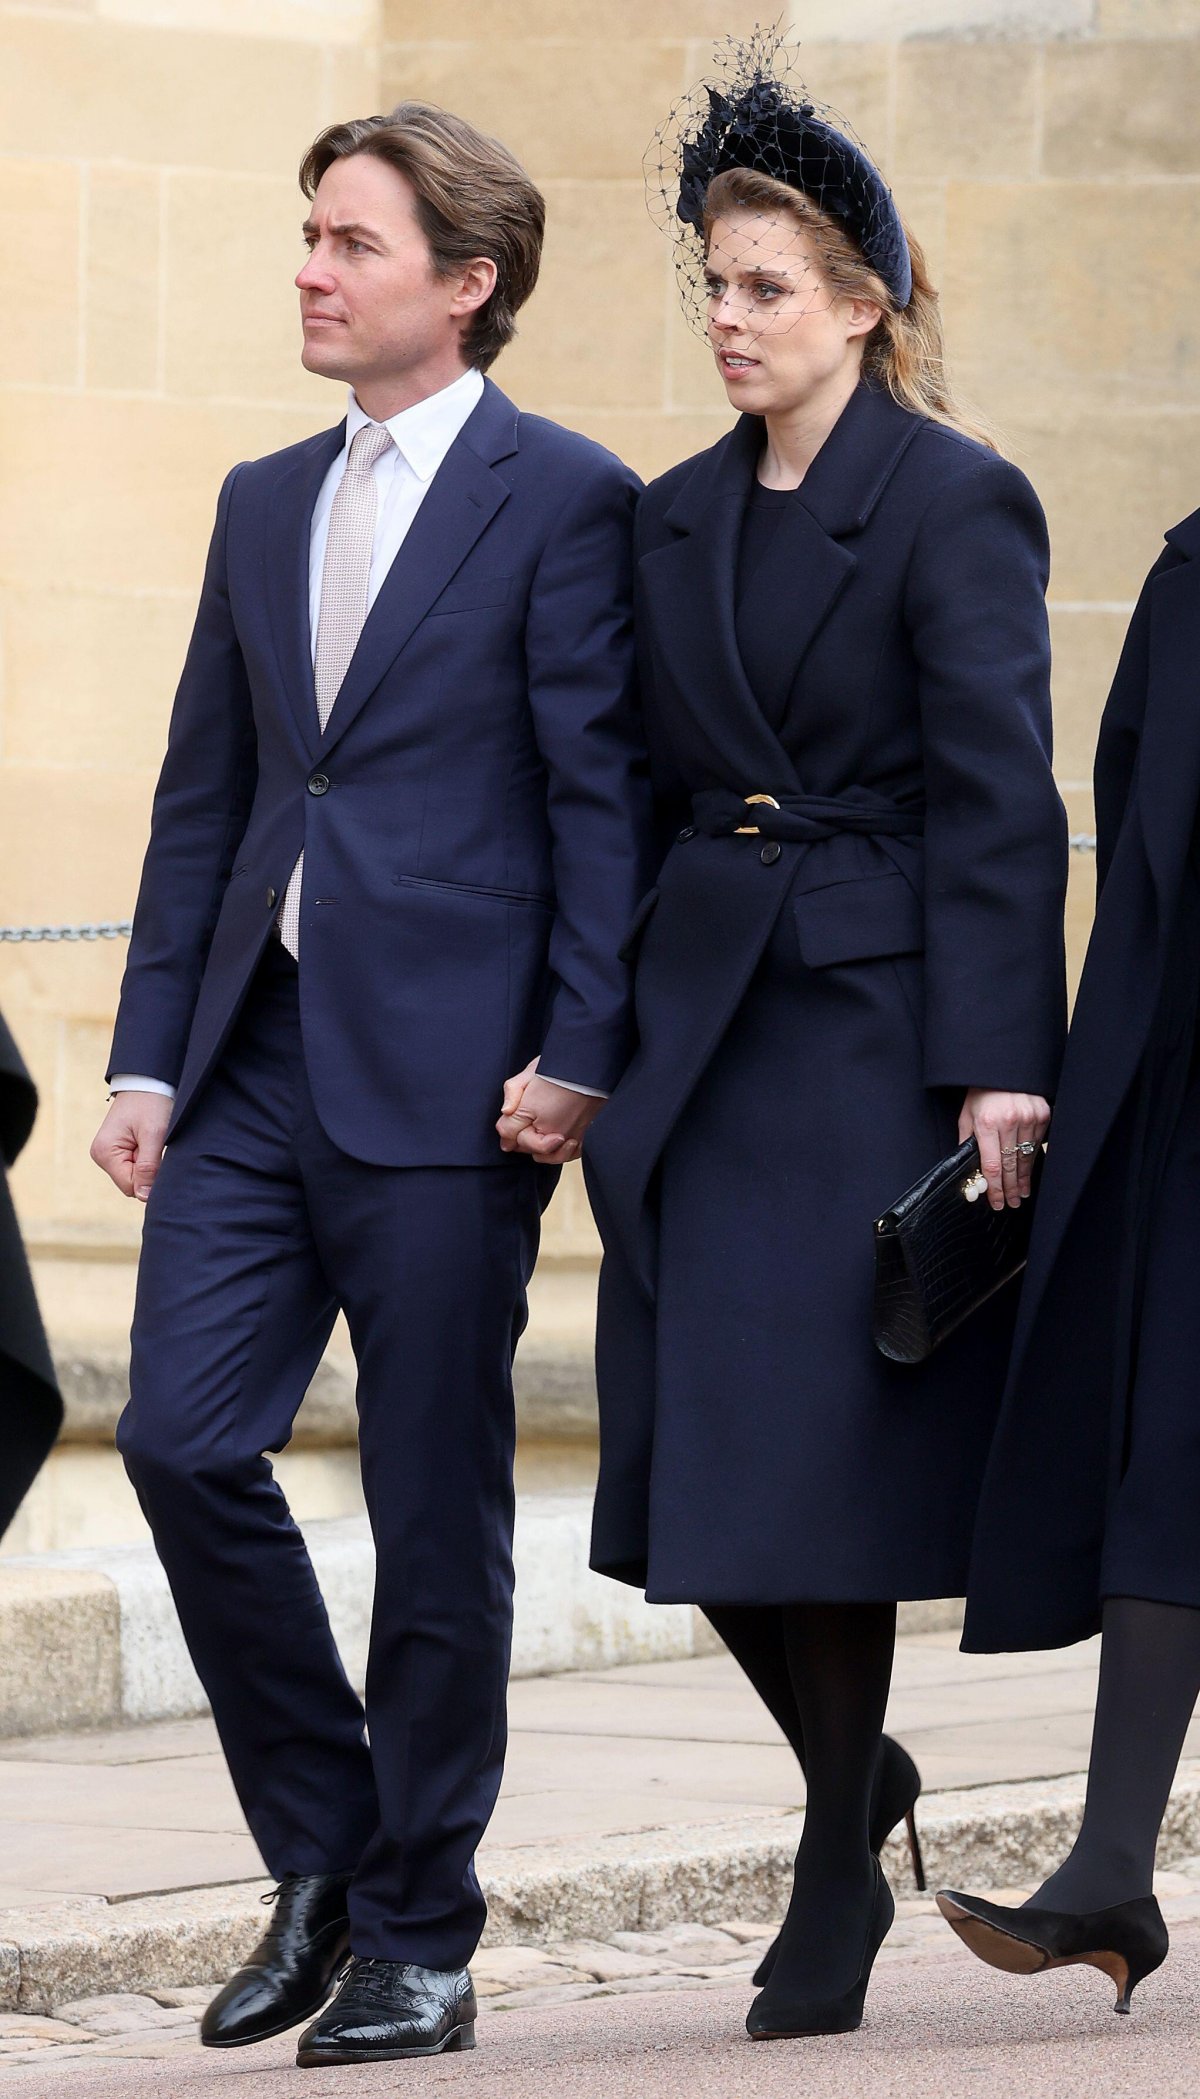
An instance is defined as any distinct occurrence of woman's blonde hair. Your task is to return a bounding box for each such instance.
[703,166,997,453]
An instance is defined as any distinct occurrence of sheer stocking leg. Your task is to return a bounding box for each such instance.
[1032,1596,1200,1913]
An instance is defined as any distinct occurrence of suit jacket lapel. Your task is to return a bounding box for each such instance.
[317,381,517,759]
[265,422,345,759]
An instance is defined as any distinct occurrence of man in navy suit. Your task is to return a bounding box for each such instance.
[89,102,651,2067]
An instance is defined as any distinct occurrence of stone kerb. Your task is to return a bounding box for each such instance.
[0,1501,706,1738]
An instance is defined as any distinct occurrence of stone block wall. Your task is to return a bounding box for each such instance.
[2,0,1197,1322]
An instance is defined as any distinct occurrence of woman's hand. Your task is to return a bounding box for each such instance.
[958,1089,1051,1212]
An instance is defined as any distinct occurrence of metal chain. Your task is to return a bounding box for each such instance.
[0,921,133,943]
[0,835,1103,946]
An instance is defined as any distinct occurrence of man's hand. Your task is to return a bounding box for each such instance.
[90,1092,173,1202]
[959,1088,1051,1213]
[497,1060,604,1163]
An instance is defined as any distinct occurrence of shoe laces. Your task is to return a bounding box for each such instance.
[339,1957,419,2007]
[260,1872,303,1909]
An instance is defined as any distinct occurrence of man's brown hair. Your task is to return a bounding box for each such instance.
[300,102,545,372]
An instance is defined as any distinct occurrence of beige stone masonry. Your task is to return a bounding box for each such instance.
[83,167,162,393]
[0,1570,120,1735]
[1,161,82,391]
[1045,39,1200,177]
[0,14,327,174]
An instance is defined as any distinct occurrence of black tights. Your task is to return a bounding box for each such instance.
[706,1601,896,1993]
[1032,1596,1200,1912]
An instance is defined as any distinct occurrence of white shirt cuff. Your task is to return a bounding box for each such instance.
[538,1076,608,1099]
[110,1075,177,1099]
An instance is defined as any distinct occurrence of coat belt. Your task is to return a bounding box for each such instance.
[690,788,926,844]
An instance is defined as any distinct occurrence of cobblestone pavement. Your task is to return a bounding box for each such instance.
[4,1871,1200,2081]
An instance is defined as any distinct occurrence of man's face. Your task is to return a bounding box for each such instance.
[296,153,468,396]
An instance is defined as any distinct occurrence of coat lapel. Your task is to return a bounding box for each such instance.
[265,422,346,758]
[773,383,925,740]
[640,385,924,787]
[317,382,517,759]
[1136,545,1200,914]
[639,416,806,790]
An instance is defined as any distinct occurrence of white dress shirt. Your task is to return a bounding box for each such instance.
[113,369,602,1102]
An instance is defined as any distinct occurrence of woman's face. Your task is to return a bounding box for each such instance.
[703,206,878,416]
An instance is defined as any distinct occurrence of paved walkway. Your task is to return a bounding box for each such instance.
[3,1629,1200,2085]
[3,1909,1200,2094]
[0,1629,1145,1908]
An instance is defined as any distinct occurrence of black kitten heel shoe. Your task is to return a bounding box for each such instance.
[936,1889,1169,2014]
[753,1738,922,1988]
[746,1860,895,2041]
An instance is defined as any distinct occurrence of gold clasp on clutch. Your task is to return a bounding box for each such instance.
[962,1172,989,1204]
[735,793,782,836]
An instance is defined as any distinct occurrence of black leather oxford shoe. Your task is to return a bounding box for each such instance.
[295,1957,477,2065]
[200,1871,353,2048]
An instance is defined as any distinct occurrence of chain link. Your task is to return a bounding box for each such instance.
[0,922,133,944]
[0,836,1102,946]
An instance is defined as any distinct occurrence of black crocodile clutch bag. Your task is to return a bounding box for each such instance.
[872,1137,1043,1365]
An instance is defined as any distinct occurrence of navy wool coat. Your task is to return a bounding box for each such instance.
[964,509,1200,1653]
[109,380,653,1165]
[0,1014,61,1539]
[586,383,1068,1606]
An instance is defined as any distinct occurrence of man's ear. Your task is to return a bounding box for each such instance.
[450,257,498,320]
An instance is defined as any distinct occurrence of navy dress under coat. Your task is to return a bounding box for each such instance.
[586,382,1069,1606]
[964,509,1200,1653]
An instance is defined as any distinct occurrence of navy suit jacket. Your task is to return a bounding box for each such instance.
[109,379,654,1166]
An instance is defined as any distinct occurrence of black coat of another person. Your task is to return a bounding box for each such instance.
[965,508,1200,1654]
[0,1010,61,1539]
[585,381,1069,1607]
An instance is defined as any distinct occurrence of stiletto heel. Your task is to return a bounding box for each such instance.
[753,1736,922,1986]
[747,1859,894,2040]
[936,1889,1168,2014]
[904,1805,926,1894]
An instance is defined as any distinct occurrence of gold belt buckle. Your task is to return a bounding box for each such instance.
[735,793,782,837]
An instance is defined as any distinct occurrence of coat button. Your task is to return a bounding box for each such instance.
[307,772,330,796]
[266,887,277,909]
[761,841,782,866]
[677,825,695,843]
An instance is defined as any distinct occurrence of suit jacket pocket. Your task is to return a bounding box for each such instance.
[618,886,661,964]
[793,871,924,968]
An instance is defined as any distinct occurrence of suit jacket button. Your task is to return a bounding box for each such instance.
[677,825,695,843]
[266,887,277,909]
[761,841,782,865]
[307,772,330,796]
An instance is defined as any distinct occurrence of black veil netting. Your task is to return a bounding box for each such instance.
[647,25,912,335]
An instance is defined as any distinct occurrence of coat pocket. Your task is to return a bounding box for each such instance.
[793,872,924,969]
[618,886,661,964]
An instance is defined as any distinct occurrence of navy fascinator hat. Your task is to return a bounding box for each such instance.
[648,28,913,316]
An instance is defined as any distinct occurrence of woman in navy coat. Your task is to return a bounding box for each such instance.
[579,52,1068,2042]
[937,515,1200,2012]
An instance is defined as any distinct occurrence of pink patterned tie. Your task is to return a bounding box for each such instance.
[277,420,394,958]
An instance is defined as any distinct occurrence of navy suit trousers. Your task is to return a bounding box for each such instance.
[117,942,551,1965]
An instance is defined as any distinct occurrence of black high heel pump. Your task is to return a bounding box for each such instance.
[747,1859,895,2040]
[936,1888,1169,2014]
[753,1736,923,1988]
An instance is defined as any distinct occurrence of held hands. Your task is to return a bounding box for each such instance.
[497,1058,604,1164]
[958,1088,1051,1214]
[90,1092,173,1203]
